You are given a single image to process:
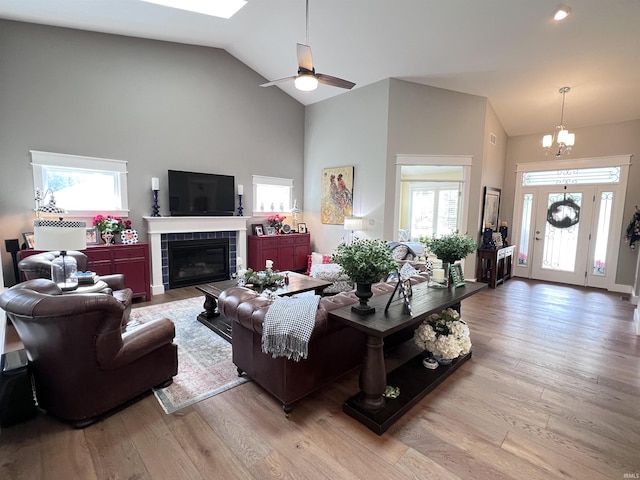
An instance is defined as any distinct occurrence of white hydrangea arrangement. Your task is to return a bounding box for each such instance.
[413,308,472,360]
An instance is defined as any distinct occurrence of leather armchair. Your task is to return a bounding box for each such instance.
[17,250,133,324]
[0,279,178,427]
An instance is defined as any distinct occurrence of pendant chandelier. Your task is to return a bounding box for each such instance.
[542,86,575,157]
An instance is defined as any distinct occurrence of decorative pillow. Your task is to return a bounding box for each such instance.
[399,262,420,279]
[306,252,332,275]
[391,244,409,260]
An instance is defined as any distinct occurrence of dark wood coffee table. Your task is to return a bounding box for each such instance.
[328,281,487,434]
[196,272,333,342]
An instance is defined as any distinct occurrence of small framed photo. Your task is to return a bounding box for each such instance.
[400,279,413,314]
[401,278,413,297]
[85,227,100,245]
[120,229,139,245]
[451,263,466,287]
[265,226,276,236]
[22,232,35,249]
[251,223,264,236]
[255,226,264,236]
[297,223,307,233]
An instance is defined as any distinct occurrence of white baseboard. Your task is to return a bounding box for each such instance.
[634,307,639,336]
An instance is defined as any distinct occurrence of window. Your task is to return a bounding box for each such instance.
[252,175,293,214]
[31,151,129,216]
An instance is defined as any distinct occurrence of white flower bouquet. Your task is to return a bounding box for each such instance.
[413,308,472,360]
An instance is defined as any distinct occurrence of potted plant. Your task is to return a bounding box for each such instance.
[414,308,472,364]
[332,238,397,315]
[420,232,477,264]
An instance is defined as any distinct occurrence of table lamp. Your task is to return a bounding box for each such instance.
[34,218,87,291]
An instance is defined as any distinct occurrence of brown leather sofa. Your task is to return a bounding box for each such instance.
[218,273,429,413]
[0,279,178,427]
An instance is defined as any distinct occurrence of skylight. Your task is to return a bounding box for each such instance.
[140,0,247,19]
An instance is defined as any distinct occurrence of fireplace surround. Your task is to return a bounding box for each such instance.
[144,216,249,295]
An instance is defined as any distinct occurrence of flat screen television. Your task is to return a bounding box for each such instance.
[168,170,235,216]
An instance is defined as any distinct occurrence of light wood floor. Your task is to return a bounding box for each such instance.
[1,279,639,479]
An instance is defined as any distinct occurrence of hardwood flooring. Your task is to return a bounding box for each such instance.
[1,279,639,479]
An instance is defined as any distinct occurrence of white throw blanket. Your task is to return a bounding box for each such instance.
[262,294,321,361]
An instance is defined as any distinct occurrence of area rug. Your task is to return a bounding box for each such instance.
[129,296,249,414]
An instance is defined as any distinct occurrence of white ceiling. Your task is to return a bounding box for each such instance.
[1,0,639,136]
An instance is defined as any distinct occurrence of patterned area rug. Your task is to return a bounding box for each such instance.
[129,296,249,414]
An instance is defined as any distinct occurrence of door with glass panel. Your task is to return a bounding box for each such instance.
[527,185,613,287]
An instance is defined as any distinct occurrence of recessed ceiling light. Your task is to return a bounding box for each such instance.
[140,0,247,19]
[553,6,571,21]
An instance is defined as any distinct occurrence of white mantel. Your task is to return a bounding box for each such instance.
[143,216,250,295]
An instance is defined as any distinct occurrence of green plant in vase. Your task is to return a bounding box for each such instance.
[332,238,397,315]
[420,232,477,264]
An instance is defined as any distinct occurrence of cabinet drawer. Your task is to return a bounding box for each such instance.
[261,238,279,248]
[294,235,309,245]
[113,245,146,259]
[86,249,112,261]
[279,237,294,246]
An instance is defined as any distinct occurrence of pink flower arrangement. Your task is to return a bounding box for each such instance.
[267,214,286,231]
[93,215,131,234]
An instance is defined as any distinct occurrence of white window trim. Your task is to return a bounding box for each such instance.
[252,174,294,217]
[30,150,129,217]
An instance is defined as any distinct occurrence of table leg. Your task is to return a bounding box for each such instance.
[358,335,386,411]
[201,293,220,318]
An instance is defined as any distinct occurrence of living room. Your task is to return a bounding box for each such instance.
[1,2,639,478]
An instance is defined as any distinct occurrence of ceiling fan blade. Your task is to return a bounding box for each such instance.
[297,43,313,71]
[316,73,356,90]
[260,76,296,87]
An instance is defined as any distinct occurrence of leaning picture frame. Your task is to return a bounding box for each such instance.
[85,227,100,245]
[451,262,466,287]
[251,223,264,236]
[255,226,264,236]
[481,186,501,231]
[265,226,276,236]
[22,232,35,249]
[297,223,307,233]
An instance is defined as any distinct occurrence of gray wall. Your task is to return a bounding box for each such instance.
[0,20,304,285]
[504,119,640,285]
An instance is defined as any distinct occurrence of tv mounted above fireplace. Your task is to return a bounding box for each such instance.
[168,169,235,216]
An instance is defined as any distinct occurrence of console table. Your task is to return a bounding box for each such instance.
[328,281,487,434]
[476,245,515,288]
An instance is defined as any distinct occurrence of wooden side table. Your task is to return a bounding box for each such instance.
[476,245,515,288]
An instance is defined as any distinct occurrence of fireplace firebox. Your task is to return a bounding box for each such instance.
[168,238,230,288]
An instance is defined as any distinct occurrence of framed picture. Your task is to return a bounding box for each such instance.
[22,232,35,249]
[85,227,100,245]
[120,229,139,245]
[450,262,466,287]
[265,226,276,236]
[401,278,413,297]
[321,166,354,225]
[297,223,307,233]
[481,186,501,230]
[251,223,264,236]
[399,279,413,314]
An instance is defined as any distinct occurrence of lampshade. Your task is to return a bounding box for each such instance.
[344,216,365,231]
[294,74,318,91]
[34,219,87,251]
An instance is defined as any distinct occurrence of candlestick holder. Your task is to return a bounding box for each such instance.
[152,189,160,217]
[237,194,243,216]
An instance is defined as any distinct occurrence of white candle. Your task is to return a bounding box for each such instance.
[237,184,244,195]
[432,268,445,282]
[237,257,244,267]
[265,259,273,270]
[151,177,159,190]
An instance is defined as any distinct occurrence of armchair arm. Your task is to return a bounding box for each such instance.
[100,274,126,291]
[99,318,175,370]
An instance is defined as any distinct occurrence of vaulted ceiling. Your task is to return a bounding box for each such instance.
[1,0,639,136]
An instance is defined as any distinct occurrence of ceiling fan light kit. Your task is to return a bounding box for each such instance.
[260,0,355,92]
[542,86,575,157]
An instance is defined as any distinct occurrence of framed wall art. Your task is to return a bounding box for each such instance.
[481,186,501,230]
[321,166,353,225]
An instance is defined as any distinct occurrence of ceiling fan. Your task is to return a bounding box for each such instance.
[260,0,355,92]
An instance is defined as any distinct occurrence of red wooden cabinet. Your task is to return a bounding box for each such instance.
[248,233,310,272]
[20,243,151,301]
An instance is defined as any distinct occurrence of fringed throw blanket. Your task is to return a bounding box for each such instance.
[262,294,321,361]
